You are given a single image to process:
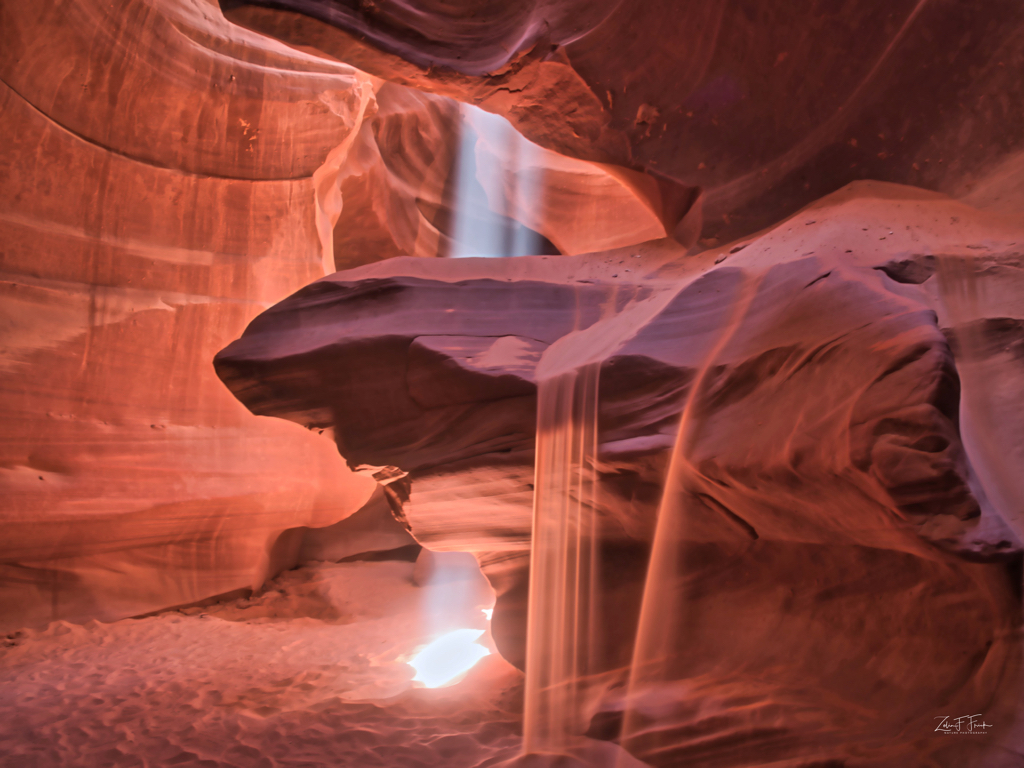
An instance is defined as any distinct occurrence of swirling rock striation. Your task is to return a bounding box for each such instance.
[0,0,383,631]
[0,0,709,632]
[216,181,1024,765]
[225,0,1024,244]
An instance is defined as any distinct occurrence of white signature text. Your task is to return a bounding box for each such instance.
[934,715,993,734]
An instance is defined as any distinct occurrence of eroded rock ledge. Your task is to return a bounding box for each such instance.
[216,183,1024,764]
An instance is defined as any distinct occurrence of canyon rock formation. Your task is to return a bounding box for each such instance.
[0,0,680,632]
[216,181,1024,765]
[0,0,378,631]
[226,0,1024,242]
[4,0,1024,763]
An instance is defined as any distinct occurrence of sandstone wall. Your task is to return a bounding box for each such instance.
[0,0,380,631]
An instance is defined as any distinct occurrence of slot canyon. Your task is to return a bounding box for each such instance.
[2,1,1024,766]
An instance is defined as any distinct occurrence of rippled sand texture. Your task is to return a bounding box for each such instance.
[0,559,525,768]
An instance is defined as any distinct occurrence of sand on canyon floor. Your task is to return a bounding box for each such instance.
[0,559,530,768]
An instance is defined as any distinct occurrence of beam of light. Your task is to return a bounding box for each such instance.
[450,105,543,258]
[408,629,491,688]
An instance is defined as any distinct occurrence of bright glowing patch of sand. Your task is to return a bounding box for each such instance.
[409,629,492,688]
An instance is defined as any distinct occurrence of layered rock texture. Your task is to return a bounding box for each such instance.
[217,182,1024,765]
[0,0,385,630]
[225,0,1024,242]
[328,82,684,271]
[4,0,1024,762]
[0,0,686,631]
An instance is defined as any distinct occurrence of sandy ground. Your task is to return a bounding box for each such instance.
[0,560,527,768]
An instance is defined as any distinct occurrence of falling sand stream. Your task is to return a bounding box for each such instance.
[520,270,763,761]
[519,253,1024,763]
[523,362,602,755]
[936,256,1024,547]
[613,272,763,765]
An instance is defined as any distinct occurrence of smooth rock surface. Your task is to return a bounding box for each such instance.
[216,181,1024,765]
[330,82,681,271]
[225,0,1024,243]
[0,0,687,632]
[0,0,382,632]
